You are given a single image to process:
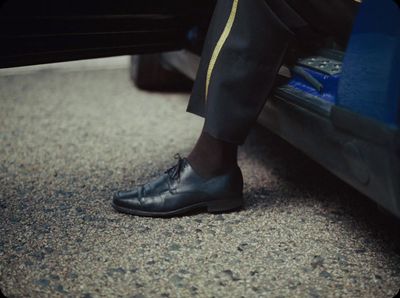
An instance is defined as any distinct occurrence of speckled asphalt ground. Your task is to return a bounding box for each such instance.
[1,66,400,298]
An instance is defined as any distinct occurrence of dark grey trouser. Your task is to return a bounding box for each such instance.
[186,0,358,144]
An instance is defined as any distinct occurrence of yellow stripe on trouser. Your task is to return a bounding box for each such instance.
[205,0,239,102]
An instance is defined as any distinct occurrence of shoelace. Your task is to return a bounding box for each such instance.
[164,153,184,181]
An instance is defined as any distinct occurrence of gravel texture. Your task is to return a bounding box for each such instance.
[1,67,400,298]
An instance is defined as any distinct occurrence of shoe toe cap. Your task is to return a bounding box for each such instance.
[114,188,139,199]
[113,189,141,208]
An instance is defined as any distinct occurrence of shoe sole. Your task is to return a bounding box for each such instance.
[111,198,244,217]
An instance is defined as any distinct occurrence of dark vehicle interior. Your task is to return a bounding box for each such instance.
[0,0,214,67]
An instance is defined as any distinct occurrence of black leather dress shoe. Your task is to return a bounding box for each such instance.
[112,155,244,217]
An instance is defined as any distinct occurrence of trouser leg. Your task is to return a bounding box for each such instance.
[186,0,293,145]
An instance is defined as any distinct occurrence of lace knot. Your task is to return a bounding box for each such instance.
[165,153,184,180]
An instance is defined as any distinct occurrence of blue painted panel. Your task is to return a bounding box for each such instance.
[288,68,340,104]
[337,0,400,127]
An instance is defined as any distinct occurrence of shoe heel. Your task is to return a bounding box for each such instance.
[207,197,244,213]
